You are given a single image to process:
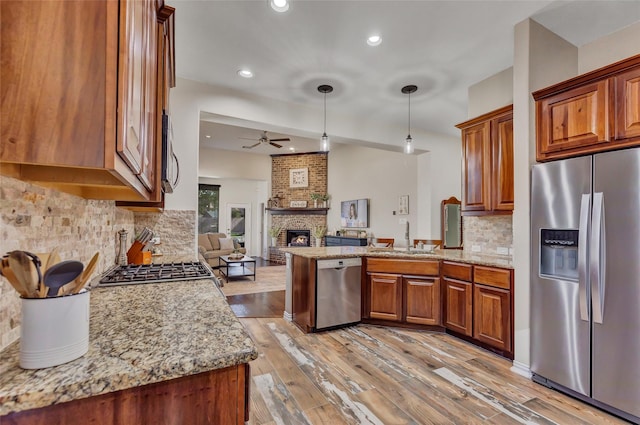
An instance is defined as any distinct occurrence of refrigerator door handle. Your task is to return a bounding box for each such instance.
[578,194,590,322]
[590,192,606,324]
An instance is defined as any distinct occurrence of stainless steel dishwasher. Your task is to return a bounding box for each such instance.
[315,257,362,331]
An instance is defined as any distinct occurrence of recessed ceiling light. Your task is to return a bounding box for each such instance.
[367,35,382,46]
[289,147,295,152]
[237,69,253,78]
[270,0,289,13]
[205,135,211,138]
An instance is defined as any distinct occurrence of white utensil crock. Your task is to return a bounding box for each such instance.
[20,289,90,369]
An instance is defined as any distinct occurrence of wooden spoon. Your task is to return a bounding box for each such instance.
[8,251,39,298]
[71,252,99,294]
[40,247,61,297]
[0,258,28,297]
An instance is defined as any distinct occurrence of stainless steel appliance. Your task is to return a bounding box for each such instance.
[315,257,362,331]
[531,148,640,423]
[99,262,213,286]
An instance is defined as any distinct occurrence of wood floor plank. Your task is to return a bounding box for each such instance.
[304,403,350,425]
[240,319,629,425]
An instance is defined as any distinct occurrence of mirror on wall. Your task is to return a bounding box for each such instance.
[441,196,462,249]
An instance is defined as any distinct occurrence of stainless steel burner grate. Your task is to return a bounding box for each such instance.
[99,261,213,286]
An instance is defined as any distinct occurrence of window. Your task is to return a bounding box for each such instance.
[198,184,220,233]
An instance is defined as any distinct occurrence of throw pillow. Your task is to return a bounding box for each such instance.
[219,237,235,250]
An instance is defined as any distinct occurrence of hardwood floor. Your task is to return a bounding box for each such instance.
[240,318,628,425]
[227,290,285,318]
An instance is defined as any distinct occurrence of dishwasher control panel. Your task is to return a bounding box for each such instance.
[316,257,362,269]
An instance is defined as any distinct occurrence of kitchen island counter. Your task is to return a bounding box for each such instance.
[281,246,512,269]
[0,276,258,416]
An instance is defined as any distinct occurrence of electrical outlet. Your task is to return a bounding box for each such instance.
[471,245,481,252]
[497,247,509,255]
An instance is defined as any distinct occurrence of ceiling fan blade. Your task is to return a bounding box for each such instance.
[269,142,283,148]
[269,138,290,142]
[242,142,261,149]
[239,137,258,141]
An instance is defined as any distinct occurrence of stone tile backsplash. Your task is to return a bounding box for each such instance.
[463,215,513,255]
[0,176,197,351]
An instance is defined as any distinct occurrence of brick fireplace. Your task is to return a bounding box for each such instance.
[268,152,328,264]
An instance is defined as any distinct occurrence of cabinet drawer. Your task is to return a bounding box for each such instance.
[442,261,472,281]
[474,266,511,290]
[367,258,439,275]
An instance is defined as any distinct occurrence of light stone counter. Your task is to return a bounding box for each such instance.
[0,275,258,415]
[280,246,513,269]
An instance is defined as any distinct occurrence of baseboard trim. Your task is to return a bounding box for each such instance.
[283,311,293,322]
[510,360,532,379]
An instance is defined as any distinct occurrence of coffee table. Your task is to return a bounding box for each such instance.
[219,255,256,283]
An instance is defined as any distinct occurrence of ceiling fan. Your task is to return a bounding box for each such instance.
[240,131,290,149]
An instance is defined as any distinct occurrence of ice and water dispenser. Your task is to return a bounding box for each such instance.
[539,229,579,281]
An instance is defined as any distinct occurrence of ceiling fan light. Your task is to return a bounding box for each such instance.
[270,0,289,13]
[237,69,253,78]
[321,133,330,152]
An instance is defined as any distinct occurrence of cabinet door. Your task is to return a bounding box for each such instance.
[368,273,402,322]
[615,66,640,141]
[473,284,511,352]
[404,276,440,326]
[443,278,472,336]
[491,113,514,211]
[536,80,610,160]
[462,121,491,212]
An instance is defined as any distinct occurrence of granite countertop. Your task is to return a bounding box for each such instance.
[0,269,258,415]
[280,246,513,269]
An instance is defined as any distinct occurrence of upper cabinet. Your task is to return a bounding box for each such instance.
[456,105,514,216]
[533,54,640,162]
[0,0,174,202]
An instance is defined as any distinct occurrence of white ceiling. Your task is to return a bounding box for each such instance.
[172,0,640,154]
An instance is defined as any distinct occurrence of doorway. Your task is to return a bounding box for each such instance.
[226,203,251,255]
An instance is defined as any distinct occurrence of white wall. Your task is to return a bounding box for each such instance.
[199,147,271,181]
[327,143,417,246]
[199,176,268,257]
[512,19,579,371]
[467,67,514,118]
[578,21,640,74]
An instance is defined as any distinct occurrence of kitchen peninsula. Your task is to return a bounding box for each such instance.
[283,246,514,359]
[0,273,258,424]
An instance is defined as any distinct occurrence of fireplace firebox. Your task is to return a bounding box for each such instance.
[286,230,311,246]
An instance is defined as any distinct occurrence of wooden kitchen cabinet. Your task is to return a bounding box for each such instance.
[404,275,441,326]
[0,0,169,202]
[534,54,640,161]
[368,273,403,322]
[457,105,513,215]
[443,277,473,336]
[365,258,441,326]
[473,265,513,355]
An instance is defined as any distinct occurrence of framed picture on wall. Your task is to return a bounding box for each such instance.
[290,168,308,188]
[398,195,409,215]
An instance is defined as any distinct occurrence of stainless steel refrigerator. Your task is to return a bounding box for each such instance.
[531,147,640,423]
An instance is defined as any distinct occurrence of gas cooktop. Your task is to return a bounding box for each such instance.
[99,261,214,286]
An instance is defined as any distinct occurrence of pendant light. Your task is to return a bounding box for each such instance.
[402,85,417,154]
[318,84,333,152]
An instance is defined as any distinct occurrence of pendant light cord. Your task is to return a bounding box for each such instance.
[407,91,411,136]
[323,91,327,134]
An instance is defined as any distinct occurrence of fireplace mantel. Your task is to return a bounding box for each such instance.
[266,208,328,216]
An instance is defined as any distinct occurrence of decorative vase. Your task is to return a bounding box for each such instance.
[322,200,327,208]
[271,237,278,247]
[313,199,318,208]
[315,238,322,247]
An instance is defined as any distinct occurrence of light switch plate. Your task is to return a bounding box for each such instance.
[399,218,407,224]
[471,245,481,252]
[497,247,509,255]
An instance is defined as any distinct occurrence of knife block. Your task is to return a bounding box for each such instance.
[20,290,89,369]
[126,242,152,265]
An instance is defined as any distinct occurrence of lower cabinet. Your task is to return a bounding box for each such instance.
[368,273,402,322]
[405,275,441,326]
[474,284,511,351]
[365,259,441,326]
[443,277,473,336]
